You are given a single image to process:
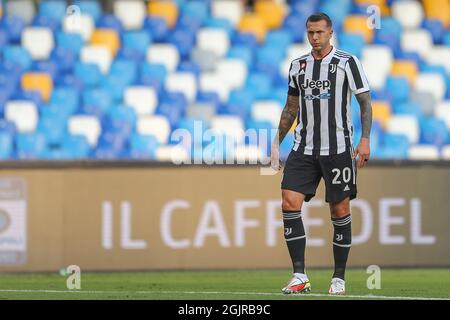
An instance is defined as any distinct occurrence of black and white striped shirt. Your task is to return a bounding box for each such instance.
[287,46,370,156]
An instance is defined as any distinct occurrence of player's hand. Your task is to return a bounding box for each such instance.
[270,145,283,171]
[353,138,370,169]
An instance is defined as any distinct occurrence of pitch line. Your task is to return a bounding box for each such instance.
[0,289,448,300]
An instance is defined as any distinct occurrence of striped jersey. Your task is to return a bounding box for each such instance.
[287,46,370,156]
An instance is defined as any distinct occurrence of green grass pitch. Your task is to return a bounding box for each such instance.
[0,269,449,300]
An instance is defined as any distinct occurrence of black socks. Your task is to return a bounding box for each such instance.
[332,214,352,280]
[282,210,306,274]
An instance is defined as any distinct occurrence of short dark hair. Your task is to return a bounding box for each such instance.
[306,13,332,28]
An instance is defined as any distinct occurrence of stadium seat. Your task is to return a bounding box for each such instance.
[419,117,448,147]
[80,45,113,74]
[146,44,180,73]
[391,0,424,29]
[1,15,26,44]
[401,29,433,59]
[129,133,159,159]
[57,32,85,56]
[148,0,178,29]
[197,28,230,58]
[211,0,244,26]
[5,100,38,133]
[165,72,197,103]
[238,14,267,43]
[6,0,35,25]
[21,72,53,102]
[216,59,248,90]
[186,103,216,122]
[441,145,450,159]
[137,115,171,144]
[124,86,158,115]
[68,115,101,147]
[387,115,419,144]
[191,48,219,73]
[435,101,450,130]
[113,1,146,31]
[16,132,48,159]
[180,1,209,26]
[423,0,450,28]
[62,14,95,42]
[372,101,391,128]
[3,46,32,71]
[410,90,436,116]
[122,31,151,58]
[38,113,66,145]
[199,73,231,103]
[408,145,440,160]
[83,88,113,115]
[415,73,446,101]
[74,0,102,21]
[254,0,285,30]
[424,46,450,74]
[50,87,80,116]
[75,62,102,87]
[385,76,410,104]
[343,15,373,43]
[210,116,245,143]
[378,133,410,159]
[91,29,120,58]
[0,132,13,159]
[251,101,282,129]
[62,134,91,159]
[390,60,418,85]
[361,45,392,90]
[38,0,66,22]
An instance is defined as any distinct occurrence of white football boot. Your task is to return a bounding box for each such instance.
[281,273,311,294]
[328,277,346,295]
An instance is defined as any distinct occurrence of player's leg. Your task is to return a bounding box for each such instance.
[329,197,352,294]
[319,149,357,294]
[280,151,321,294]
[280,189,311,294]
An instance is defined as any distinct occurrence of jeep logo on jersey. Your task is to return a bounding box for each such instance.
[301,79,331,90]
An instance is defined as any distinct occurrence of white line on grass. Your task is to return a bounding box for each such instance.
[0,289,448,300]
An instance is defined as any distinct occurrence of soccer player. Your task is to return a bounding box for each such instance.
[270,13,372,295]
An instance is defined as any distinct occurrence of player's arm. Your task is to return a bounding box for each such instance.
[271,94,299,170]
[278,94,300,145]
[354,91,372,168]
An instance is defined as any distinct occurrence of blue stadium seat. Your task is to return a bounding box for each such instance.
[197,91,221,111]
[75,62,102,87]
[32,60,59,80]
[74,0,102,23]
[109,59,138,85]
[144,17,169,43]
[116,47,144,64]
[0,29,9,49]
[156,101,184,129]
[123,31,151,55]
[419,117,448,147]
[55,74,85,94]
[227,46,254,68]
[62,134,91,159]
[181,1,209,25]
[422,19,445,44]
[178,61,201,78]
[0,132,13,159]
[38,114,66,145]
[257,45,285,68]
[339,32,365,58]
[83,88,113,115]
[168,28,196,60]
[232,32,258,50]
[32,14,60,33]
[205,17,234,35]
[245,73,272,100]
[385,76,410,104]
[16,133,48,160]
[97,131,127,153]
[106,105,137,131]
[393,102,423,117]
[283,14,307,42]
[57,32,85,55]
[3,46,32,71]
[129,134,159,160]
[51,87,80,116]
[51,47,77,73]
[266,30,293,52]
[378,133,410,159]
[228,89,255,112]
[444,31,450,46]
[39,0,67,22]
[97,14,123,34]
[1,15,26,43]
[140,63,167,90]
[91,146,118,160]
